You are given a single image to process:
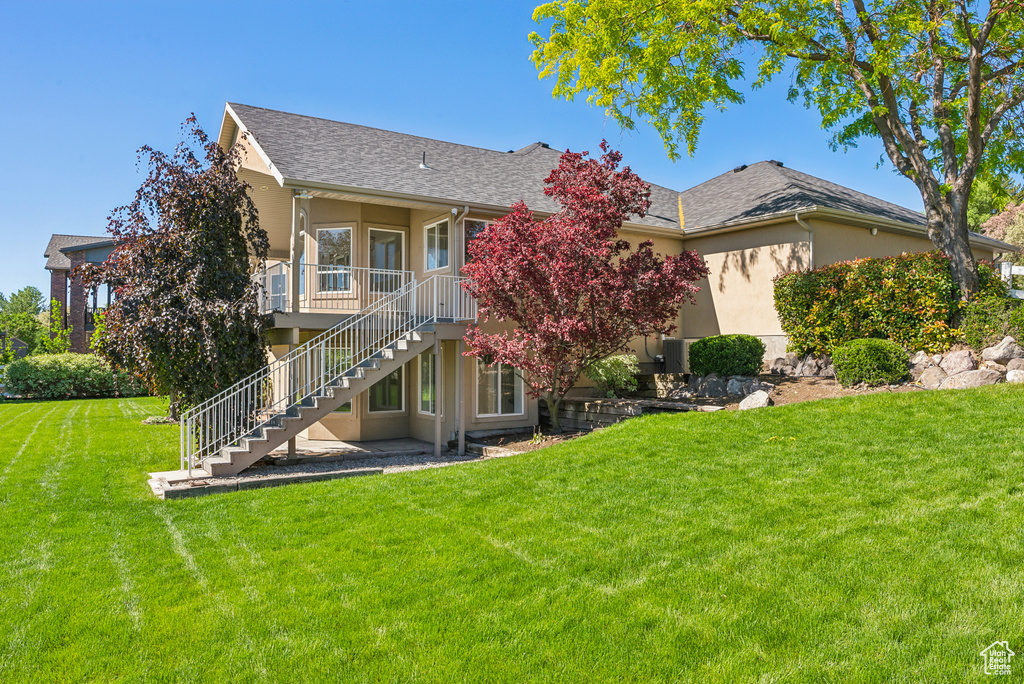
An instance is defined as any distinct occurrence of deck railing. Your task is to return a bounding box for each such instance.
[181,275,476,473]
[255,262,415,314]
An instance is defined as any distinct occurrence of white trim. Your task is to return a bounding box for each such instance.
[313,224,355,295]
[368,226,406,272]
[222,103,285,186]
[423,218,452,273]
[417,350,443,416]
[368,365,405,414]
[475,359,525,418]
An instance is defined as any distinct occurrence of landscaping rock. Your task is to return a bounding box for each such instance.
[1007,358,1024,372]
[938,369,1002,390]
[691,373,727,398]
[726,377,747,396]
[983,361,1007,373]
[918,366,948,390]
[909,351,935,380]
[742,379,775,396]
[932,354,944,365]
[770,353,799,376]
[1007,370,1024,384]
[939,350,976,376]
[739,390,773,409]
[981,336,1024,365]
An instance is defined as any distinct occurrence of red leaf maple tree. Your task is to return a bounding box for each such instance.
[462,142,709,431]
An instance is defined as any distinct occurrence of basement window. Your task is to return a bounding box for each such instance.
[476,360,523,417]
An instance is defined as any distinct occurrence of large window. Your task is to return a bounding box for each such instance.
[418,351,442,416]
[316,226,352,292]
[424,219,450,272]
[464,219,492,264]
[369,367,404,413]
[477,360,523,417]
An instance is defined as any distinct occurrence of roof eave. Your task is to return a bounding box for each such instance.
[683,205,1018,251]
[223,103,285,186]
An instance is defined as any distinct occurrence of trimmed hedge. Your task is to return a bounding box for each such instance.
[832,338,909,387]
[2,353,146,399]
[774,251,1003,355]
[688,334,766,377]
[959,296,1024,349]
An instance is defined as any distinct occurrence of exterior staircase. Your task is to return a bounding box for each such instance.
[176,275,474,479]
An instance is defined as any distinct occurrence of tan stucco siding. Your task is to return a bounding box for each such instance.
[679,218,1000,340]
[237,169,292,258]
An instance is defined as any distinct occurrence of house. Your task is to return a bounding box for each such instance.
[43,234,114,352]
[0,334,29,360]
[173,102,1012,478]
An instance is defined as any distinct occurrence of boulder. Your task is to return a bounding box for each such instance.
[932,354,944,365]
[739,390,773,409]
[981,336,1024,365]
[796,355,822,376]
[982,361,1007,373]
[742,379,775,396]
[1007,370,1024,384]
[938,369,1003,390]
[1007,358,1024,371]
[909,351,935,380]
[770,353,799,376]
[726,377,747,396]
[918,366,948,390]
[939,350,976,376]
[694,374,727,398]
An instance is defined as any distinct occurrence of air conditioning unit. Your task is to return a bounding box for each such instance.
[663,339,686,373]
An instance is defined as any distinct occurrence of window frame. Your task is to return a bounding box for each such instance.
[417,350,443,417]
[423,218,451,273]
[475,359,525,418]
[313,224,355,294]
[367,365,405,414]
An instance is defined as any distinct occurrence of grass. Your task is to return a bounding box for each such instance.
[0,389,1023,682]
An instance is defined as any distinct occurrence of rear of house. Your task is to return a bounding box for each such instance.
[171,103,1014,476]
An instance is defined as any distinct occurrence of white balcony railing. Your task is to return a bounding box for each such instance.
[255,262,415,314]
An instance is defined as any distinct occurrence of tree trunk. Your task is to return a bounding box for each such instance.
[922,190,980,300]
[545,394,563,433]
[168,390,180,421]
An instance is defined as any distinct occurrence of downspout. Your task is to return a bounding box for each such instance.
[795,212,814,270]
[453,205,470,271]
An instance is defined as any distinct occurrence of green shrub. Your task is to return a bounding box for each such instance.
[832,339,909,386]
[773,252,1001,355]
[688,334,766,377]
[585,354,640,397]
[2,353,146,399]
[958,296,1024,349]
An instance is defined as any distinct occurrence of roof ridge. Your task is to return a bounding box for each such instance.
[228,102,542,160]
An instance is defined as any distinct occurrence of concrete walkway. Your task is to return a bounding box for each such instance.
[265,437,435,465]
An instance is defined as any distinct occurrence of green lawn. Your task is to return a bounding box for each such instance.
[1,389,1022,682]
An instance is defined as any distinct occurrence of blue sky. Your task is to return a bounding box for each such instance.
[0,0,926,299]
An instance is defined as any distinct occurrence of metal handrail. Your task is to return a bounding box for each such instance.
[254,262,415,313]
[181,274,476,473]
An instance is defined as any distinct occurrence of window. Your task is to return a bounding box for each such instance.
[316,226,352,292]
[368,366,404,413]
[477,360,523,417]
[464,219,492,264]
[424,219,450,272]
[369,228,405,293]
[418,351,442,416]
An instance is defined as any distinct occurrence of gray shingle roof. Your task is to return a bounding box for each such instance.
[227,103,681,230]
[678,160,927,231]
[44,234,106,271]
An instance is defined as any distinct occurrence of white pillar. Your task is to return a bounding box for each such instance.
[434,342,443,458]
[457,339,466,456]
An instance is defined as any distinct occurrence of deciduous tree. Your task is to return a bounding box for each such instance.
[531,0,1024,297]
[83,116,270,419]
[462,143,709,431]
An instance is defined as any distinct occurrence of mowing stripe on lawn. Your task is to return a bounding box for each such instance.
[0,403,62,490]
[0,404,36,432]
